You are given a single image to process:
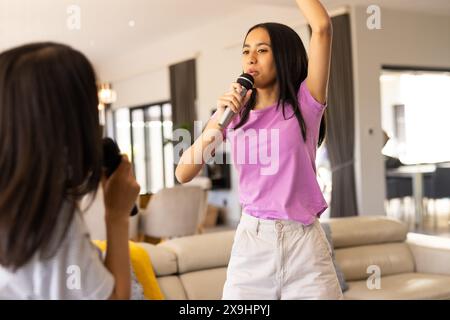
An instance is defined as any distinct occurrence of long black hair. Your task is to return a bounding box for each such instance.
[0,42,102,270]
[234,22,326,147]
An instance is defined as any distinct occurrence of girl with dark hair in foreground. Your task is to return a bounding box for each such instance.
[0,43,140,299]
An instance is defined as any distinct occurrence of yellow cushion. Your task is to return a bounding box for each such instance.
[93,240,164,300]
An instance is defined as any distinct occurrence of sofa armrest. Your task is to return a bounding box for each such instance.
[136,242,178,277]
[406,232,450,276]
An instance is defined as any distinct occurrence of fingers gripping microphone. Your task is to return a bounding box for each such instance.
[218,73,254,128]
[102,137,139,216]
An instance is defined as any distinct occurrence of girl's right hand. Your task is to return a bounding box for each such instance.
[216,83,253,115]
[102,155,140,222]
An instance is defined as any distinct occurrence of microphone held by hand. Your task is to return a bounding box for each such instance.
[102,137,139,216]
[218,73,254,128]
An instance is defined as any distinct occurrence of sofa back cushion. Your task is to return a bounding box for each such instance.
[327,216,408,249]
[159,231,235,274]
[180,267,227,300]
[157,276,188,300]
[335,242,415,281]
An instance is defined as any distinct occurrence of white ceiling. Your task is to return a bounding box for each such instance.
[0,0,244,63]
[1,0,449,78]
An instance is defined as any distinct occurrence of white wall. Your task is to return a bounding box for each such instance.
[350,6,450,216]
[113,68,169,108]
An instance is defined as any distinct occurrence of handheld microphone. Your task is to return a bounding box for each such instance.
[102,137,139,216]
[218,73,254,128]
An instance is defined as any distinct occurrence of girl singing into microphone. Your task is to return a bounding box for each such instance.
[176,0,342,299]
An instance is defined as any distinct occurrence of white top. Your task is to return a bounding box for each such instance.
[0,212,114,300]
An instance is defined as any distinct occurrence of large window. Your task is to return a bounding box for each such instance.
[113,102,174,194]
[380,68,450,164]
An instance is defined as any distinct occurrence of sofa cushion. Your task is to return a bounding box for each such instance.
[157,276,187,300]
[321,222,349,292]
[335,243,415,281]
[179,268,227,300]
[407,232,450,276]
[159,231,235,274]
[344,273,450,300]
[138,242,177,276]
[328,216,408,249]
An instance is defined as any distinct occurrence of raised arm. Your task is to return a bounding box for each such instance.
[296,0,333,105]
[175,114,223,184]
[175,83,252,184]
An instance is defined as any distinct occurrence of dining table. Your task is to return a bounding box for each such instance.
[386,164,437,230]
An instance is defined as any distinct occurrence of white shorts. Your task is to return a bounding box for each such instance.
[222,212,344,300]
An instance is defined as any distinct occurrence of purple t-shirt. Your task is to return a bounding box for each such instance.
[211,81,327,225]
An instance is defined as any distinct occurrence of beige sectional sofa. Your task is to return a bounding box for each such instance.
[138,216,450,300]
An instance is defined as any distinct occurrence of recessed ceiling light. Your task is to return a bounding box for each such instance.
[129,20,135,27]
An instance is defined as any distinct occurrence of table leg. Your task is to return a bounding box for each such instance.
[413,172,423,230]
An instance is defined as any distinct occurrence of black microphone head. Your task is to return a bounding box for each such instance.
[102,137,122,177]
[237,73,254,90]
[101,137,139,217]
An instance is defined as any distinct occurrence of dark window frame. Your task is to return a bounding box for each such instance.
[112,100,172,194]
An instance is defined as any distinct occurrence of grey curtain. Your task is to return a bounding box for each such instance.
[326,14,358,217]
[169,59,197,143]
